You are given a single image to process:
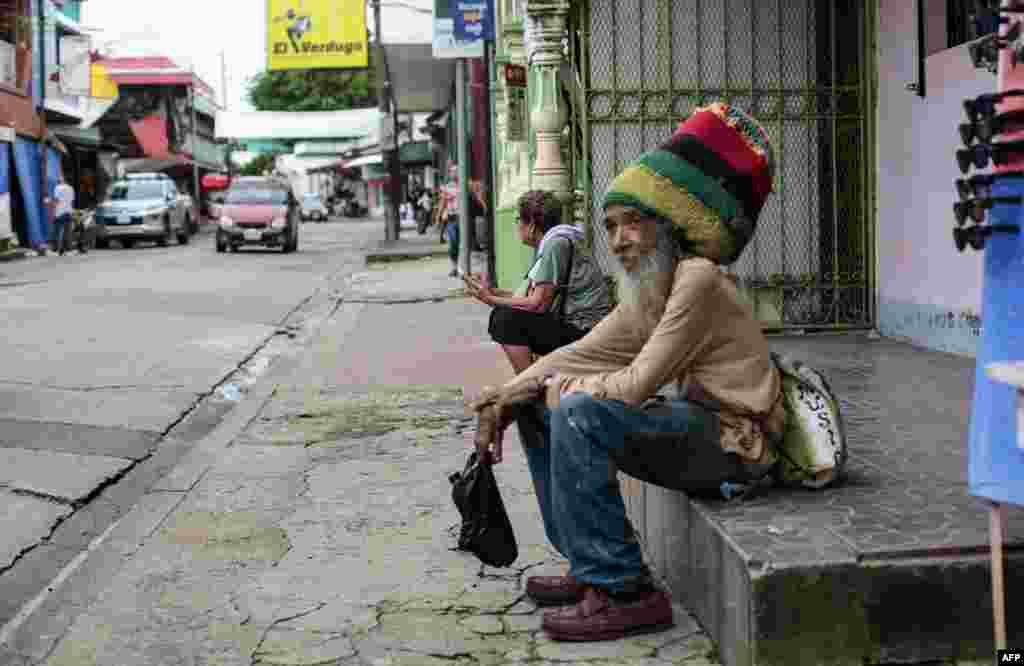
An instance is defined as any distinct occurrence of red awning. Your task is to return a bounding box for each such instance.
[128,115,176,161]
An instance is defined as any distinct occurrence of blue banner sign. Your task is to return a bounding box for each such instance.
[452,0,494,42]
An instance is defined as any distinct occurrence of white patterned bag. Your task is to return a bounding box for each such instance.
[771,353,848,489]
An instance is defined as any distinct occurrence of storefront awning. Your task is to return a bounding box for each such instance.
[344,154,383,169]
[129,116,173,160]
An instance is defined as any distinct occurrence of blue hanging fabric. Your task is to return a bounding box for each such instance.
[46,147,61,199]
[12,139,45,248]
[0,142,9,195]
[968,178,1024,506]
[0,143,10,240]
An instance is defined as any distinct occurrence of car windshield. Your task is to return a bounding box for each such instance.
[108,181,164,200]
[225,189,289,205]
[303,195,321,203]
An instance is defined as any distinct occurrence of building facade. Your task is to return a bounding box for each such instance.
[489,0,989,357]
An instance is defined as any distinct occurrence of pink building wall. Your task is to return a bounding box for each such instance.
[876,0,987,355]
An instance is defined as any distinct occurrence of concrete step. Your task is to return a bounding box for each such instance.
[622,333,1024,665]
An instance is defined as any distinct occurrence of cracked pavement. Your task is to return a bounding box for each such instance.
[0,220,376,636]
[1,235,723,665]
[34,386,718,665]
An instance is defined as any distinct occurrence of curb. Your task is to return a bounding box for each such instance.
[365,248,449,264]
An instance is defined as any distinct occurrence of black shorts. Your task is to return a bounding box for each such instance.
[488,305,587,356]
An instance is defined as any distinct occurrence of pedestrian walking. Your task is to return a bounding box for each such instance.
[438,166,460,276]
[47,175,75,256]
[468,102,785,642]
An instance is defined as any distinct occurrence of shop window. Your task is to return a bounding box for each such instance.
[0,0,31,90]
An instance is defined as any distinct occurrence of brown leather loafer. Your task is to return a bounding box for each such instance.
[525,575,585,606]
[542,586,674,642]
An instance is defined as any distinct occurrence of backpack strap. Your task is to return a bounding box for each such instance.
[555,239,575,319]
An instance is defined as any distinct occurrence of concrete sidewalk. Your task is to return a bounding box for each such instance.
[0,252,718,665]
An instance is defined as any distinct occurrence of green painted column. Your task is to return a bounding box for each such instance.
[492,9,533,293]
[495,206,535,291]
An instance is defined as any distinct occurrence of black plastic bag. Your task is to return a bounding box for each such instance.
[449,451,518,567]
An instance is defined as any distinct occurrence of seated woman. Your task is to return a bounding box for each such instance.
[464,190,612,373]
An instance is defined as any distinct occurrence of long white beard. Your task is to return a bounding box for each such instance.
[613,224,679,337]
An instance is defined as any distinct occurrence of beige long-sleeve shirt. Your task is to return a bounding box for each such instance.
[503,257,784,463]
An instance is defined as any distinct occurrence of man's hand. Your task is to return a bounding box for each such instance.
[474,404,505,463]
[465,380,546,464]
[544,374,589,410]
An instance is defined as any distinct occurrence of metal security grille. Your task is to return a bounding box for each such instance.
[569,0,874,329]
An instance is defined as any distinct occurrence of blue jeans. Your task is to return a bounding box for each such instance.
[446,216,459,263]
[517,393,740,593]
[50,213,71,252]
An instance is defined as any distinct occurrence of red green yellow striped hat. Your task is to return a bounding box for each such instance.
[602,102,774,264]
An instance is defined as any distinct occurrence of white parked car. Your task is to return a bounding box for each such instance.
[299,193,329,222]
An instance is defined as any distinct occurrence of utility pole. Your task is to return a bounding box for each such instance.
[456,58,470,276]
[482,42,496,288]
[373,0,399,240]
[37,0,48,254]
[220,50,228,110]
[189,66,201,229]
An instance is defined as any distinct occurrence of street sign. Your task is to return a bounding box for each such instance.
[504,64,527,142]
[453,0,494,42]
[432,0,483,59]
[59,35,92,97]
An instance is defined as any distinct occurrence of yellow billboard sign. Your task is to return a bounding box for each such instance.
[267,0,369,71]
[90,63,118,100]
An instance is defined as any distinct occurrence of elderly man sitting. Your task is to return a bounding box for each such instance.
[469,102,786,642]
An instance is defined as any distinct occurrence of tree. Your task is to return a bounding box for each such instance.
[247,70,376,112]
[239,152,280,177]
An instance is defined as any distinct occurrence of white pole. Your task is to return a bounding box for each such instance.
[220,50,228,110]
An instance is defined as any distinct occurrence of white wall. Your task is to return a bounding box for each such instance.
[876,0,987,355]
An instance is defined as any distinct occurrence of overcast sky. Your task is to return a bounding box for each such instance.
[80,1,436,112]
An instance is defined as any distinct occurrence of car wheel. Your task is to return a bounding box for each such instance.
[178,217,191,244]
[121,239,135,249]
[215,233,227,253]
[95,238,109,249]
[229,243,239,253]
[157,219,171,247]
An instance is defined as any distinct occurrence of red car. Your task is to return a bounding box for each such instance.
[215,177,299,253]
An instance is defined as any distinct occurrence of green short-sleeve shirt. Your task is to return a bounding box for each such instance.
[515,238,612,331]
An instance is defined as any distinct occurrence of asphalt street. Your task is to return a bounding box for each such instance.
[0,217,380,628]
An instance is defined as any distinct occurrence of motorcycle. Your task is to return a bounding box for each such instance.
[337,190,367,218]
[343,199,367,218]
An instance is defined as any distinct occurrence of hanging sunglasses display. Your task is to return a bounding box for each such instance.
[963,88,1024,123]
[953,196,1022,225]
[955,171,1024,201]
[956,138,1024,173]
[968,22,1023,72]
[952,3,1024,264]
[959,109,1024,145]
[953,224,1020,252]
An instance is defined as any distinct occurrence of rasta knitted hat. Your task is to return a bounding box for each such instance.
[602,102,774,264]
